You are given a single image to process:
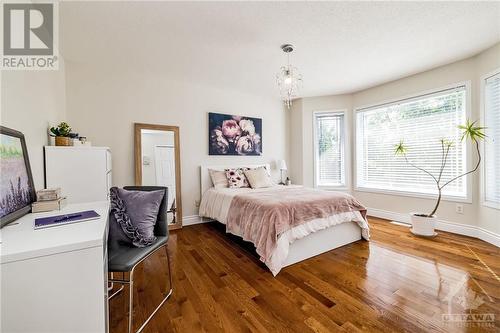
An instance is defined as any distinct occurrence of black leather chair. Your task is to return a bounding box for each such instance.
[108,186,173,333]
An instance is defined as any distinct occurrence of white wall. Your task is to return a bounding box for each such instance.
[288,99,304,185]
[65,63,288,217]
[290,43,500,234]
[0,62,66,191]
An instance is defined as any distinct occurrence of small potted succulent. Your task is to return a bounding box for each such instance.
[50,122,72,146]
[394,119,485,237]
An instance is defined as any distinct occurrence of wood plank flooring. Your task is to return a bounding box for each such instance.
[109,217,499,332]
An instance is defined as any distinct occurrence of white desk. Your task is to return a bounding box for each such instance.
[0,201,109,333]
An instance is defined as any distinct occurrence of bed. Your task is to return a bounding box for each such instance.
[199,164,370,276]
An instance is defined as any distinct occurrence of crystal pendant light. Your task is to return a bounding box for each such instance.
[276,44,303,109]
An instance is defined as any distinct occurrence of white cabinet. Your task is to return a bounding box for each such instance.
[0,201,110,333]
[44,146,112,204]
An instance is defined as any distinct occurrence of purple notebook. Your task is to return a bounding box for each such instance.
[34,210,101,230]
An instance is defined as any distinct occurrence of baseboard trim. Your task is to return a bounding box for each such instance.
[477,227,500,248]
[367,207,500,248]
[183,215,214,226]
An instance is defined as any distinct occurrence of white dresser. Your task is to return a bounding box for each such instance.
[44,146,112,204]
[0,201,109,333]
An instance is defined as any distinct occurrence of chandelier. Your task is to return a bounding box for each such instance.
[276,44,302,109]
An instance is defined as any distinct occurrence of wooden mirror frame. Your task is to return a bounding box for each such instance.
[134,123,182,230]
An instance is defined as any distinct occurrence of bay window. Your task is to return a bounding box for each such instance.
[484,72,500,207]
[356,85,468,199]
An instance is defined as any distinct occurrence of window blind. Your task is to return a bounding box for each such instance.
[314,113,345,186]
[356,86,467,197]
[484,72,500,205]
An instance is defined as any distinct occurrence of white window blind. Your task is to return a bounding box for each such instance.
[484,72,500,205]
[314,112,345,187]
[356,86,467,198]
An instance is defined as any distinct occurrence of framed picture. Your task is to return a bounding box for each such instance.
[208,112,262,156]
[0,126,36,228]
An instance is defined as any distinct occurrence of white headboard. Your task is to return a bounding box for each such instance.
[200,163,271,196]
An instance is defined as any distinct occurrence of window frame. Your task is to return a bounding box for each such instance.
[353,81,473,203]
[480,68,500,210]
[313,110,348,190]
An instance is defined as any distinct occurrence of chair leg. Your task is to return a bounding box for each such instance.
[108,273,125,300]
[128,271,134,333]
[109,244,173,333]
[108,285,124,300]
[135,244,173,333]
[108,273,114,292]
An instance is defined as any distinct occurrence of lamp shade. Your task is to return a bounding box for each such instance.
[278,160,287,171]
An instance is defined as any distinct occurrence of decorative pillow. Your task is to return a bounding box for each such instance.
[209,169,229,188]
[108,210,131,248]
[108,187,165,247]
[117,188,164,238]
[244,167,274,189]
[225,168,250,188]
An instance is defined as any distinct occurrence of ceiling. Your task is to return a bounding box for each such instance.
[60,1,500,98]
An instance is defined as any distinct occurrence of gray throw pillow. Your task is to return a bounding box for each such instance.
[109,187,163,248]
[108,213,131,247]
[117,188,165,240]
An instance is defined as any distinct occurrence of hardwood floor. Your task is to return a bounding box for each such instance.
[109,217,499,332]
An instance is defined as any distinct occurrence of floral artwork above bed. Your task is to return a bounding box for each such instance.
[209,112,262,156]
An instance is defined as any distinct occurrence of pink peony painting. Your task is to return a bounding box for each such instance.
[209,113,262,155]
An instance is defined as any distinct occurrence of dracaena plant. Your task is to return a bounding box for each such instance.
[394,119,486,217]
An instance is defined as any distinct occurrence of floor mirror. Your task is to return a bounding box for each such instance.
[134,123,182,230]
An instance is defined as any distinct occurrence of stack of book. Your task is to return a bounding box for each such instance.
[32,188,67,213]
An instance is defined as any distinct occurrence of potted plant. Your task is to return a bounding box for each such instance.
[50,122,72,146]
[394,119,485,237]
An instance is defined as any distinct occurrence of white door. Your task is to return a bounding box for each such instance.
[154,145,176,209]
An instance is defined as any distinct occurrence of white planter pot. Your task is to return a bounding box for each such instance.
[410,213,437,237]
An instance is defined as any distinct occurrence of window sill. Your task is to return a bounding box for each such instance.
[482,201,500,210]
[354,186,472,204]
[316,185,350,192]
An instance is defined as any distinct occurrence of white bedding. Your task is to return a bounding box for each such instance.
[199,185,368,275]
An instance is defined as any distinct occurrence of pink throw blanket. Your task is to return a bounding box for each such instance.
[225,187,367,264]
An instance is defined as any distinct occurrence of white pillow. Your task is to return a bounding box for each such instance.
[209,169,229,188]
[244,167,274,189]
